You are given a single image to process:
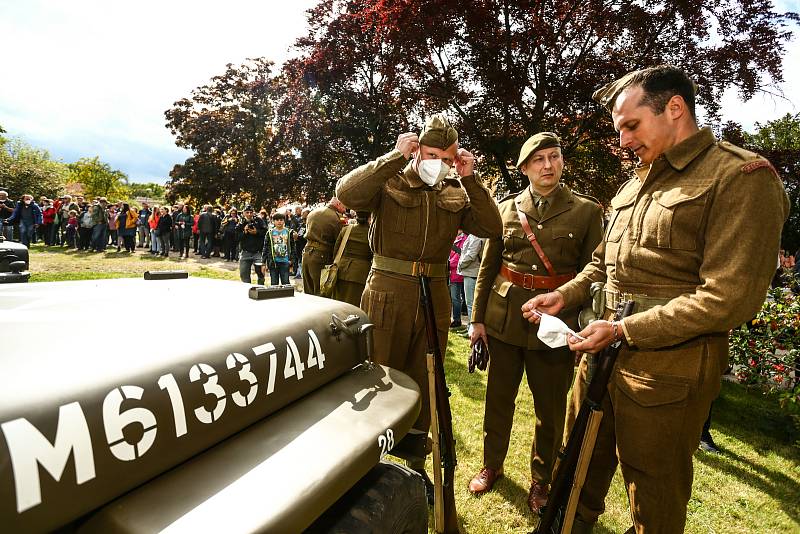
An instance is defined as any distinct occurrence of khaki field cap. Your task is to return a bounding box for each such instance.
[418,113,458,150]
[516,132,561,168]
[592,66,699,112]
[592,69,643,112]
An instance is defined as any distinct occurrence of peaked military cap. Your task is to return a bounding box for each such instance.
[516,132,561,168]
[418,113,458,150]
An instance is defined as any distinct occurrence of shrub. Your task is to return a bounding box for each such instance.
[729,270,800,411]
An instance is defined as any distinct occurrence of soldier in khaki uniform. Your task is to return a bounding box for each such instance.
[523,66,790,533]
[301,197,345,296]
[467,133,603,513]
[331,212,373,306]
[336,114,502,492]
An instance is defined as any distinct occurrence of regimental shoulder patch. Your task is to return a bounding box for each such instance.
[741,159,779,178]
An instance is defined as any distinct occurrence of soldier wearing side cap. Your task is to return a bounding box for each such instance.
[467,132,603,513]
[523,66,789,533]
[335,114,502,499]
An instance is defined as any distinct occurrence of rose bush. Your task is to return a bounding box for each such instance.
[729,270,800,411]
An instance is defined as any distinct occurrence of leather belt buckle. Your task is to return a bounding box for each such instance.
[411,261,427,276]
[522,273,535,290]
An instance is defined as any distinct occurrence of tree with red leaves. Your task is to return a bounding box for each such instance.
[291,0,799,203]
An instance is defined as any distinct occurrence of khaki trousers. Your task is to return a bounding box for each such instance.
[573,335,726,533]
[483,337,574,483]
[360,269,451,435]
[301,247,331,296]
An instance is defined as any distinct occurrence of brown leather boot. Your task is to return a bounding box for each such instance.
[468,467,503,495]
[527,481,550,514]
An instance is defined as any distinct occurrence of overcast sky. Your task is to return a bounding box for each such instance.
[1,0,798,185]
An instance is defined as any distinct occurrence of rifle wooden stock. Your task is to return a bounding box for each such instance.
[534,301,635,534]
[420,275,460,534]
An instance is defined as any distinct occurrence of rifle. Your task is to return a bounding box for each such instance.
[419,274,460,534]
[534,300,635,534]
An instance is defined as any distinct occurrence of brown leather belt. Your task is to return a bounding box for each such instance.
[500,264,575,290]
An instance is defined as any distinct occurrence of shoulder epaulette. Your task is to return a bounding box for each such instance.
[499,189,525,203]
[717,140,758,161]
[572,191,601,205]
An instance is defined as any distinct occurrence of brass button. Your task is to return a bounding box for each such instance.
[569,232,573,238]
[537,224,543,229]
[532,265,538,271]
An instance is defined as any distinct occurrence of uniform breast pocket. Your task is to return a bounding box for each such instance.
[605,197,636,243]
[384,188,421,236]
[436,191,467,241]
[640,188,708,251]
[503,229,532,265]
[552,227,579,260]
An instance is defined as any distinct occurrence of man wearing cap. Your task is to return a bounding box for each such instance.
[301,197,346,295]
[236,206,267,285]
[336,113,502,497]
[522,65,789,533]
[467,132,603,512]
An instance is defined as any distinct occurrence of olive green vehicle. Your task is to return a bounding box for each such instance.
[0,274,427,533]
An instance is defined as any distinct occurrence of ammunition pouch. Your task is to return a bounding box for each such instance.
[578,282,606,329]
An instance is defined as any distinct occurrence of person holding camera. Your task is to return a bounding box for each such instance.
[236,206,267,285]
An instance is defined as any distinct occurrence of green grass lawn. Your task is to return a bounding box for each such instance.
[439,334,800,533]
[20,243,800,533]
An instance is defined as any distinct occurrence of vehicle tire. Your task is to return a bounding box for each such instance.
[307,460,428,534]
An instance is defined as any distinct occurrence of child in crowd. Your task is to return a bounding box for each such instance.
[65,210,78,249]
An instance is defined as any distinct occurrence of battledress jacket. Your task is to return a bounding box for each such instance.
[473,184,604,350]
[304,205,342,255]
[558,127,790,350]
[335,149,502,269]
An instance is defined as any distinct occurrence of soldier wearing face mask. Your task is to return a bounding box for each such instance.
[336,113,502,500]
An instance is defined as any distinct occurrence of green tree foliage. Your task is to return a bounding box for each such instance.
[165,58,297,208]
[0,138,69,199]
[128,181,166,201]
[68,156,131,200]
[291,0,798,203]
[722,113,800,252]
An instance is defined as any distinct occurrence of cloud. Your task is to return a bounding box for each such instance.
[0,0,316,183]
[1,0,798,184]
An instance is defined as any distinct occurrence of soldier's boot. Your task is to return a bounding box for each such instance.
[568,516,594,534]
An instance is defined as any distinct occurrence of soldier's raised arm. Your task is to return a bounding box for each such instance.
[335,133,418,211]
[457,148,502,239]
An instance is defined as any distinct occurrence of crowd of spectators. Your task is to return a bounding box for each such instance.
[0,191,378,286]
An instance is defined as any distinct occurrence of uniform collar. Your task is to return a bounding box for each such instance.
[516,183,572,222]
[662,126,716,171]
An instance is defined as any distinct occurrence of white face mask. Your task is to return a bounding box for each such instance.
[416,157,450,186]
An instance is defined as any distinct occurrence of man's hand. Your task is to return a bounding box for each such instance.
[567,320,615,354]
[455,148,475,177]
[468,322,488,347]
[396,132,420,160]
[521,291,565,323]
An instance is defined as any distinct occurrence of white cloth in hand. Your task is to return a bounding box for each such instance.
[537,312,583,348]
